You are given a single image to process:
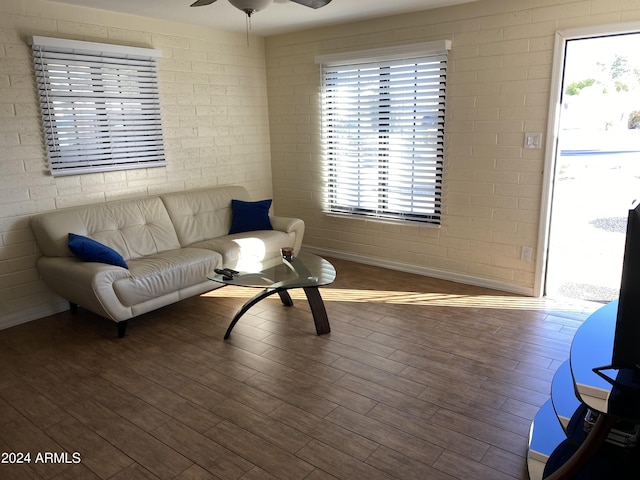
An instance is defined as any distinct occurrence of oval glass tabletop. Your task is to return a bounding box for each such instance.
[208,251,336,339]
[208,251,336,290]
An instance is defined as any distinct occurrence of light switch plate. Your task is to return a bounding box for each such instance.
[524,132,542,149]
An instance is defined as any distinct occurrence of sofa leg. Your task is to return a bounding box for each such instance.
[69,302,78,314]
[117,321,128,338]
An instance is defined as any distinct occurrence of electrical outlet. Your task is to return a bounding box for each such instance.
[521,246,533,262]
[524,133,542,149]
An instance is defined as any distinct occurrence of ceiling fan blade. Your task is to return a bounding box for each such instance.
[289,0,332,9]
[190,0,217,6]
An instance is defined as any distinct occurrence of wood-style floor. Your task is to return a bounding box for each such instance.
[0,257,601,480]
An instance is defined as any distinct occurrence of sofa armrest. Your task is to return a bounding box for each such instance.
[36,256,132,321]
[270,216,305,254]
[38,256,130,284]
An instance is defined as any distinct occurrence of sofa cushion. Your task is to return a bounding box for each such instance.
[191,230,297,265]
[113,248,221,307]
[31,196,181,260]
[229,199,273,234]
[161,186,251,247]
[68,233,128,269]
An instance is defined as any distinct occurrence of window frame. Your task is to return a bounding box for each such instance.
[316,40,451,226]
[30,36,166,177]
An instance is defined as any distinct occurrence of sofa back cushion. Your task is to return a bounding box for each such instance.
[31,196,180,260]
[161,185,251,247]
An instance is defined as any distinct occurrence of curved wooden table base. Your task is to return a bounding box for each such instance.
[224,286,330,339]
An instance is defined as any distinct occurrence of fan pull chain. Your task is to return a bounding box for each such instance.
[246,13,251,45]
[242,9,255,46]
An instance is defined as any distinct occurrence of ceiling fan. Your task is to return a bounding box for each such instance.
[190,0,333,18]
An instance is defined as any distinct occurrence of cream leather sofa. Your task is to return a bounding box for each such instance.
[30,185,304,337]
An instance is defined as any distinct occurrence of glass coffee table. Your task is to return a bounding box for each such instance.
[208,251,336,339]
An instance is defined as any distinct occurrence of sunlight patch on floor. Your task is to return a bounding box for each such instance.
[201,287,602,313]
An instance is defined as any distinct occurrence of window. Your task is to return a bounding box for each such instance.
[316,40,451,225]
[31,36,166,177]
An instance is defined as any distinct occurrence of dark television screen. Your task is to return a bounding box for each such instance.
[612,200,640,370]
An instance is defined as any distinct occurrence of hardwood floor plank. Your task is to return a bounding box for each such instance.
[0,378,68,430]
[44,416,134,480]
[325,406,444,466]
[259,346,346,383]
[416,380,503,414]
[365,403,489,462]
[325,329,398,357]
[302,469,340,480]
[403,355,488,386]
[204,421,315,479]
[500,397,541,421]
[70,378,172,433]
[333,374,439,420]
[97,421,192,480]
[151,419,254,479]
[108,464,163,480]
[242,372,339,417]
[0,418,70,479]
[378,336,454,366]
[238,466,280,480]
[268,403,379,461]
[479,377,550,408]
[0,437,42,480]
[295,439,394,480]
[417,386,530,438]
[213,399,312,454]
[330,358,427,396]
[481,446,529,478]
[127,361,230,412]
[433,450,517,480]
[0,257,597,479]
[47,464,103,480]
[0,387,27,426]
[259,334,341,366]
[366,445,457,480]
[120,377,224,433]
[279,368,379,415]
[198,370,286,416]
[430,409,527,457]
[174,464,223,480]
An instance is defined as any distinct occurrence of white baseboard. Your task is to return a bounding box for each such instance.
[303,246,535,297]
[0,248,534,333]
[0,301,69,332]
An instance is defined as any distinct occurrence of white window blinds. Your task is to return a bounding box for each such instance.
[31,36,166,177]
[316,40,451,225]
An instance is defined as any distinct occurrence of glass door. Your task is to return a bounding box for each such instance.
[545,33,640,302]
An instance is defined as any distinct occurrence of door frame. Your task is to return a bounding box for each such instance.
[534,21,640,298]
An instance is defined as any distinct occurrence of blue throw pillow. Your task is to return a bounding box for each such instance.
[68,233,128,269]
[229,199,273,234]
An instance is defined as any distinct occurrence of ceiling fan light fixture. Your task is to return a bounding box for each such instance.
[228,0,272,15]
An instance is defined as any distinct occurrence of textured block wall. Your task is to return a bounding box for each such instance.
[265,0,640,295]
[0,0,272,329]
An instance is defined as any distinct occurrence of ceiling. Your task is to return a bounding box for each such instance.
[50,0,479,36]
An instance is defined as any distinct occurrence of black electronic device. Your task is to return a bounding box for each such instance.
[612,200,640,371]
[584,409,640,448]
[214,268,239,280]
[593,200,640,389]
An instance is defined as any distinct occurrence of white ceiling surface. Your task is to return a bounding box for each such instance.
[50,0,479,36]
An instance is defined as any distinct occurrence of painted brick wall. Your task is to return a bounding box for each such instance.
[0,0,272,329]
[3,0,640,331]
[265,0,640,295]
